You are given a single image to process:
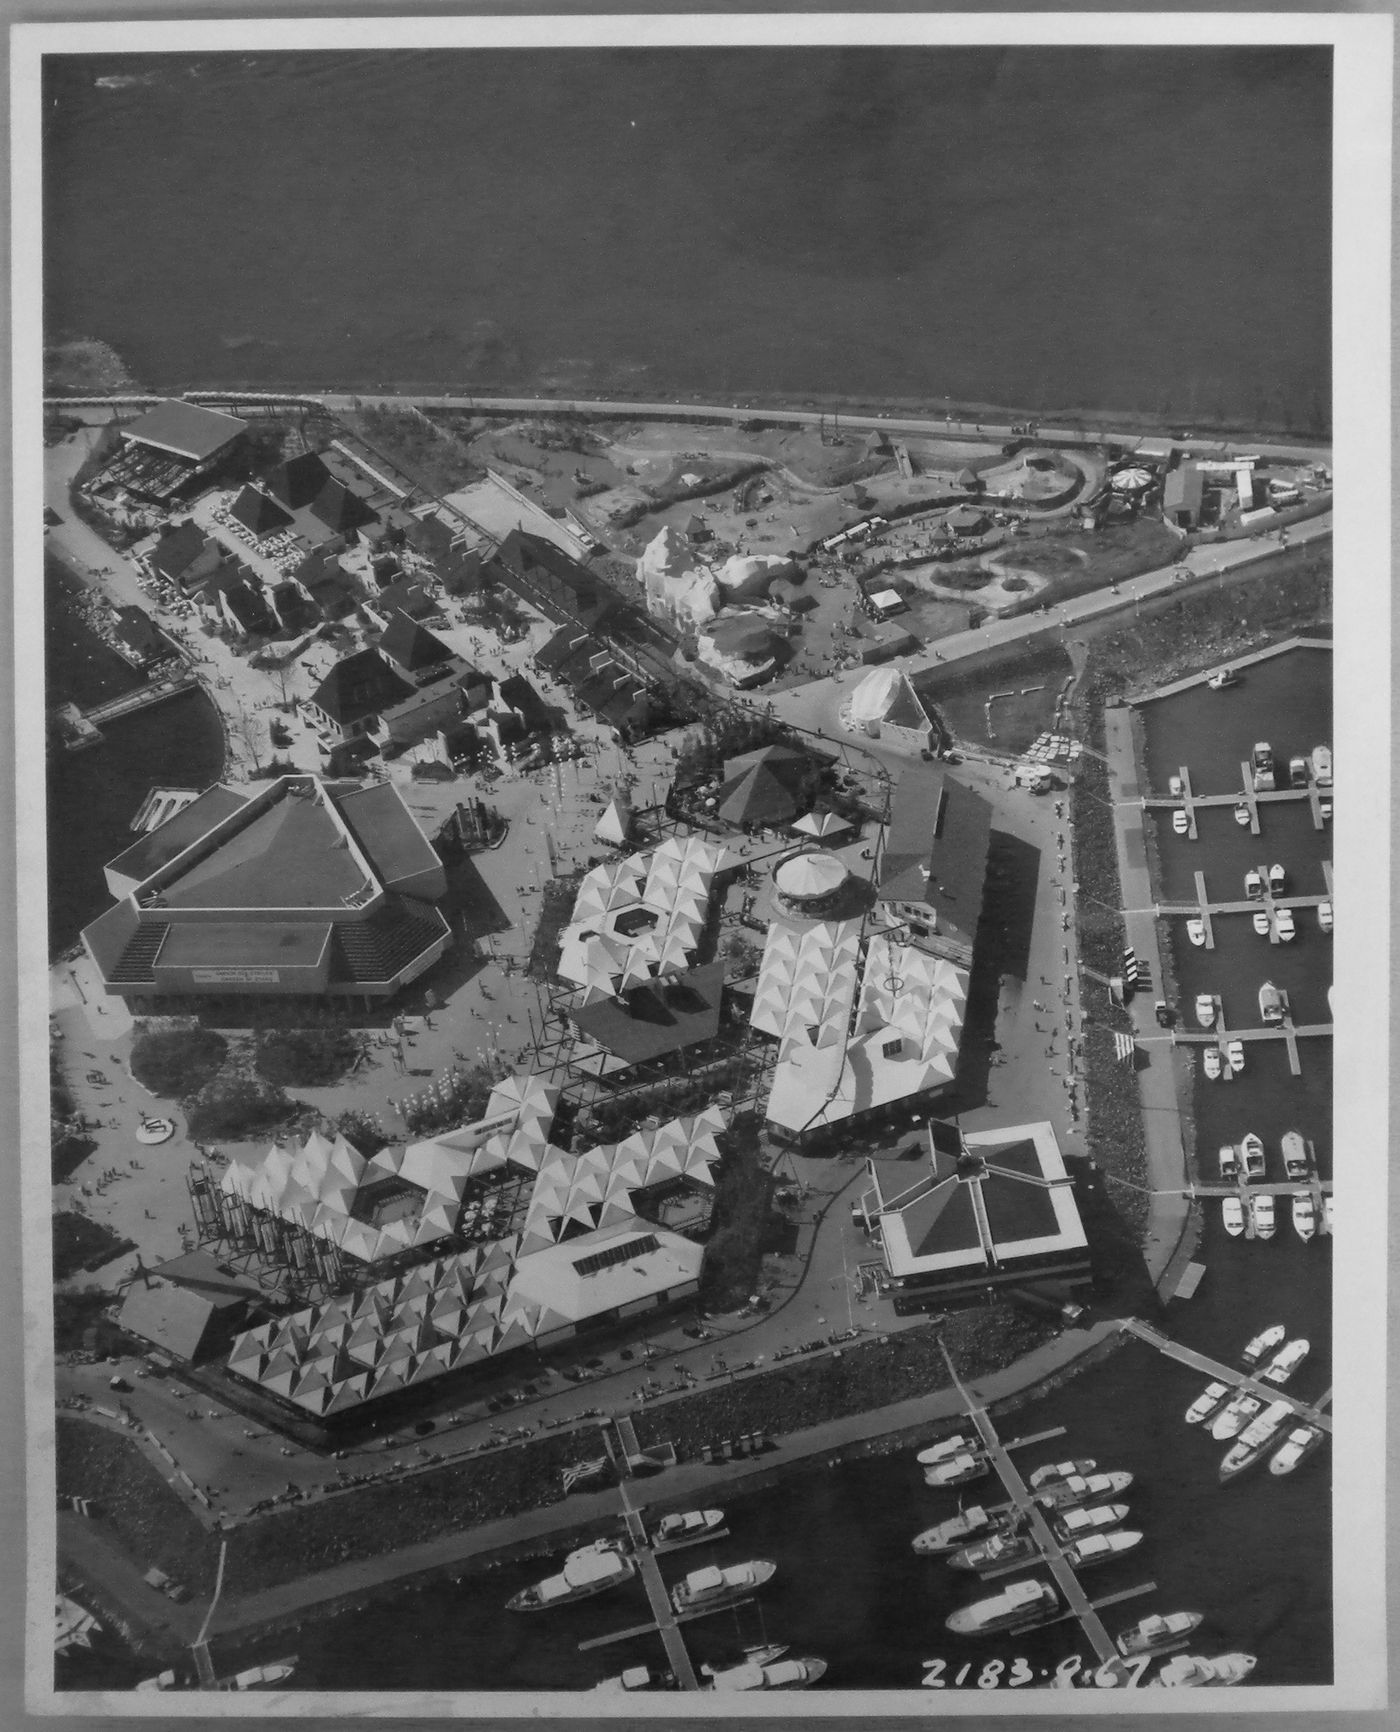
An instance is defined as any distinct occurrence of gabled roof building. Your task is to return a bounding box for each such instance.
[876,765,991,969]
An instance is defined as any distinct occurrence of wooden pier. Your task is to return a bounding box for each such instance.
[1154,860,1333,952]
[85,671,199,726]
[936,1344,1137,1677]
[1119,1321,1333,1433]
[1170,1020,1331,1078]
[1136,773,1329,840]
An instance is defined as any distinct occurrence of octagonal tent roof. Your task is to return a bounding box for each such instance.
[775,851,850,901]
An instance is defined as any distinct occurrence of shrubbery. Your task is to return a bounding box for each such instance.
[129,1025,228,1098]
[184,1074,297,1141]
[53,1213,136,1282]
[254,1027,362,1088]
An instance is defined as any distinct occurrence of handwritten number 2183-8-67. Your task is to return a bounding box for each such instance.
[920,1655,1153,1688]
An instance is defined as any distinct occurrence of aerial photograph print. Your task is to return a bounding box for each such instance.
[19,13,1389,1716]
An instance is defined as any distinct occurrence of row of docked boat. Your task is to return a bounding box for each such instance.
[594,1647,829,1694]
[1220,1189,1328,1241]
[1219,1129,1312,1182]
[1202,1040,1245,1079]
[1244,861,1289,898]
[1183,1328,1328,1480]
[1196,981,1290,1030]
[507,1528,778,1618]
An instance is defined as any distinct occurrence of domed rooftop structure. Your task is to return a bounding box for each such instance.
[775,852,850,903]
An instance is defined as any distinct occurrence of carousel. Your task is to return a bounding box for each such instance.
[772,850,851,916]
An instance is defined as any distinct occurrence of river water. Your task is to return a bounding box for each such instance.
[43,47,1330,429]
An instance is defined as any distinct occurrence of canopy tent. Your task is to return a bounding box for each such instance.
[790,808,852,839]
[774,851,849,902]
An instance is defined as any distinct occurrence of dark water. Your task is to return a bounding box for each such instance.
[46,555,226,954]
[43,48,1331,427]
[284,1335,1329,1694]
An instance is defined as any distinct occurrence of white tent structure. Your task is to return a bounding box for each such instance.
[790,808,852,840]
[751,922,968,1138]
[839,666,937,752]
[556,837,732,998]
[774,851,850,903]
[593,795,632,848]
[225,1085,725,1417]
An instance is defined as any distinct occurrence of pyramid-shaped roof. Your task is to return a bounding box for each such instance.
[715,743,816,827]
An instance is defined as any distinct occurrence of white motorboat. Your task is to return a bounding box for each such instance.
[1117,1612,1203,1657]
[1168,773,1184,797]
[1185,1381,1231,1425]
[945,1577,1059,1637]
[1220,1399,1293,1482]
[1225,1039,1245,1073]
[1233,800,1251,826]
[1207,669,1238,690]
[1222,1196,1245,1236]
[1268,862,1286,895]
[1062,1530,1142,1570]
[1291,1193,1317,1242]
[1028,1459,1097,1489]
[1034,1471,1133,1509]
[1258,980,1287,1024]
[1251,907,1270,936]
[1274,906,1295,941]
[1242,1324,1285,1365]
[705,1655,827,1691]
[1194,994,1216,1028]
[1288,755,1308,787]
[1240,1132,1266,1179]
[1322,1194,1333,1235]
[1259,1338,1309,1384]
[1311,744,1332,786]
[1244,868,1263,900]
[923,1452,989,1489]
[1157,1652,1257,1688]
[651,1508,724,1546]
[1251,1193,1276,1239]
[1172,809,1189,836]
[218,1660,297,1691]
[916,1433,977,1466]
[1317,899,1332,933]
[672,1560,776,1615]
[1281,1131,1309,1178]
[1053,1503,1129,1543]
[1251,741,1274,777]
[1186,916,1206,946]
[1212,1393,1263,1441]
[1268,1424,1326,1476]
[1203,1047,1221,1080]
[1217,1143,1240,1180]
[507,1542,636,1611]
[1319,798,1332,820]
[591,1665,674,1693]
[912,1505,1008,1556]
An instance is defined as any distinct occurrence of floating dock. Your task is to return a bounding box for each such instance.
[1119,1321,1333,1433]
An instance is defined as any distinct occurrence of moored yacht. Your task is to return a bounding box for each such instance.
[1281,1131,1310,1179]
[1207,668,1238,690]
[1225,1039,1245,1073]
[1117,1612,1203,1657]
[1268,862,1286,894]
[1185,1381,1231,1425]
[1242,1324,1285,1365]
[1240,1133,1266,1179]
[1186,916,1206,946]
[1259,1338,1309,1384]
[672,1560,776,1615]
[1291,1193,1317,1241]
[948,1529,1041,1574]
[923,1452,989,1489]
[507,1542,636,1611]
[1244,868,1264,900]
[916,1433,977,1466]
[1258,980,1287,1024]
[1212,1392,1262,1441]
[1053,1503,1129,1543]
[912,1505,1010,1556]
[1251,1193,1275,1239]
[1317,899,1333,933]
[1322,1194,1333,1235]
[1157,1652,1257,1688]
[1194,994,1216,1028]
[1168,774,1184,797]
[945,1577,1059,1637]
[1221,1196,1245,1236]
[591,1666,675,1693]
[1310,744,1332,786]
[705,1655,827,1691]
[651,1509,724,1546]
[1269,1424,1326,1476]
[1028,1459,1096,1489]
[1218,1143,1240,1180]
[1220,1399,1294,1482]
[1172,809,1189,836]
[1288,755,1308,787]
[1062,1530,1142,1570]
[1274,906,1295,942]
[1034,1471,1133,1510]
[1251,907,1271,936]
[1233,800,1251,826]
[1203,1047,1221,1080]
